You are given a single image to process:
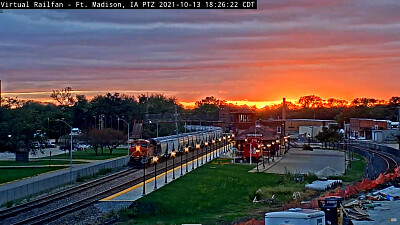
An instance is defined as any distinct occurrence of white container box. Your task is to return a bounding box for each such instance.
[265,208,325,225]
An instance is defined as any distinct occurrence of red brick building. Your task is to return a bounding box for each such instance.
[350,118,390,139]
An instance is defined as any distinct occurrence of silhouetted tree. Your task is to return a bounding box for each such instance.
[298,95,323,108]
[50,87,76,106]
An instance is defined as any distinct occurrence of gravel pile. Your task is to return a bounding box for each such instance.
[316,166,341,177]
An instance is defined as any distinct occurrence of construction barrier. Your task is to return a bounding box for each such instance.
[283,166,400,210]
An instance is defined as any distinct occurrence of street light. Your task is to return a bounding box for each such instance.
[185,146,189,173]
[223,136,227,153]
[196,143,200,167]
[267,144,271,163]
[218,138,222,157]
[118,117,130,157]
[261,144,265,168]
[54,119,73,182]
[284,137,288,155]
[212,139,216,159]
[171,150,176,179]
[141,156,147,196]
[164,152,168,184]
[180,146,183,175]
[271,141,275,162]
[205,141,209,163]
[256,149,260,172]
[275,139,280,157]
[201,142,204,165]
[153,156,158,190]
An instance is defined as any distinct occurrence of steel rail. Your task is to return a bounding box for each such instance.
[6,143,228,225]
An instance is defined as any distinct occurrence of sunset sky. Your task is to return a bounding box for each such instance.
[1,0,400,108]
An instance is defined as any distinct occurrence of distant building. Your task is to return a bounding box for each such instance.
[285,119,337,135]
[349,118,390,139]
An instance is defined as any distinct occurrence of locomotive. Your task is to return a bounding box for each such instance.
[128,126,223,167]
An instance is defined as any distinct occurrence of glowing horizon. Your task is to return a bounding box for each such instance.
[2,88,391,109]
[1,1,400,105]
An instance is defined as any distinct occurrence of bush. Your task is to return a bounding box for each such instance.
[6,201,14,208]
[303,144,313,150]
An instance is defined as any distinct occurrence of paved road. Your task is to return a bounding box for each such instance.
[0,148,69,160]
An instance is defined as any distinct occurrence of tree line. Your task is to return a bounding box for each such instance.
[1,88,399,154]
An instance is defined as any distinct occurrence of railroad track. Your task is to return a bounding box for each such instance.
[0,167,137,221]
[352,145,399,174]
[0,144,228,225]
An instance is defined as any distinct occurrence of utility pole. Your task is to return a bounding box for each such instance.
[145,95,149,124]
[174,105,179,135]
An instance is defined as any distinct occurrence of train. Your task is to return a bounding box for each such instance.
[128,126,223,167]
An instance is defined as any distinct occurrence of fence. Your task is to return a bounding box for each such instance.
[0,156,129,205]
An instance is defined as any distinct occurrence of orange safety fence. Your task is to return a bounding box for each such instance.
[236,218,264,225]
[283,166,400,210]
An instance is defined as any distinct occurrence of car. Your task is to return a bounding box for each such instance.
[31,142,41,150]
[74,144,84,151]
[46,141,56,148]
[70,128,82,136]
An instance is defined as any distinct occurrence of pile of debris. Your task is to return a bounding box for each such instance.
[343,200,372,221]
[342,185,400,221]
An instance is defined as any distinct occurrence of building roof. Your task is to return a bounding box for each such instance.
[230,107,256,114]
[235,125,277,140]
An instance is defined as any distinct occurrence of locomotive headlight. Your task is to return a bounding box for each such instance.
[135,145,141,151]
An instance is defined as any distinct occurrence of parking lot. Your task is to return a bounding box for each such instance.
[266,148,345,175]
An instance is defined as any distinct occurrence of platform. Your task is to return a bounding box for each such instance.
[101,144,232,202]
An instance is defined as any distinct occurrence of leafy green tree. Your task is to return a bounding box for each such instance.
[194,96,225,121]
[316,127,341,149]
[104,128,125,155]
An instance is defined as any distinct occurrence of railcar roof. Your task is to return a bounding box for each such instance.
[150,128,221,142]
